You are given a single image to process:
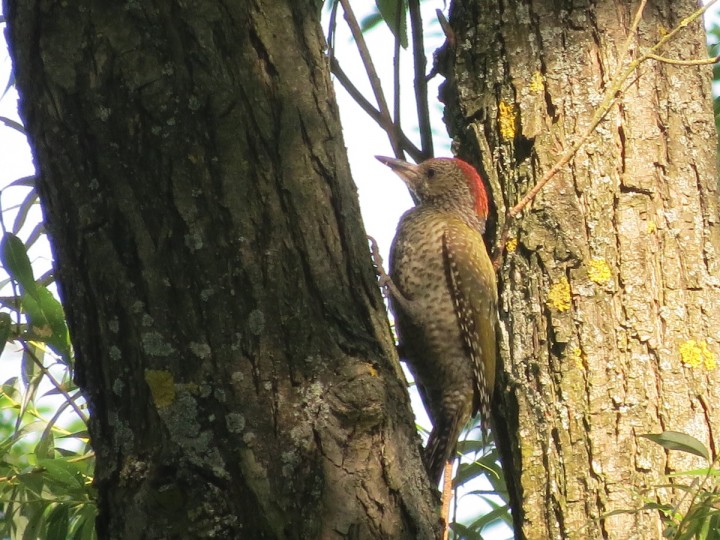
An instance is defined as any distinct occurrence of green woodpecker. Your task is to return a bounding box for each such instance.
[376,156,498,485]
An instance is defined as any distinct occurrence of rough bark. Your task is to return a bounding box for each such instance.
[443,0,720,538]
[4,1,441,538]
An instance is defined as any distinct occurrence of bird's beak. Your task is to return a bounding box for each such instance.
[375,156,421,186]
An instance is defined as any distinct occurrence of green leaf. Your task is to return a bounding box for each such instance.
[2,65,15,99]
[45,504,70,540]
[0,234,69,362]
[375,0,408,48]
[72,503,97,540]
[20,500,45,540]
[22,284,72,364]
[448,521,482,540]
[12,190,40,235]
[20,344,41,387]
[4,175,36,189]
[0,311,12,357]
[59,429,90,440]
[37,458,85,489]
[1,233,37,295]
[24,222,47,253]
[35,427,55,461]
[640,431,710,460]
[360,12,384,33]
[0,115,25,135]
[17,353,41,430]
[669,467,720,477]
[464,502,512,531]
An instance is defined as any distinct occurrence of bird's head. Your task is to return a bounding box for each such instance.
[375,156,489,220]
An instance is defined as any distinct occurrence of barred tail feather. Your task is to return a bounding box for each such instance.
[424,414,464,485]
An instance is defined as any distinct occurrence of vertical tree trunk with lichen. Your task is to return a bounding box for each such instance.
[443,0,720,538]
[5,0,442,538]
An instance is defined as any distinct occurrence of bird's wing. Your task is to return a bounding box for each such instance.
[442,218,498,421]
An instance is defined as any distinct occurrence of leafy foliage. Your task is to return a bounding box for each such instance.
[0,120,96,537]
[606,433,720,540]
[448,420,512,539]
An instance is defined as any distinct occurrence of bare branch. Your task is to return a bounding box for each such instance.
[616,0,648,67]
[326,0,340,63]
[22,341,88,424]
[330,58,424,162]
[338,0,403,158]
[409,0,433,159]
[645,52,720,66]
[393,0,402,145]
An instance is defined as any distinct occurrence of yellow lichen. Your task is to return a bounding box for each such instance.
[571,347,585,370]
[588,258,612,284]
[548,276,572,312]
[679,340,717,370]
[498,100,517,140]
[529,71,545,94]
[506,237,518,253]
[647,221,657,234]
[144,369,176,408]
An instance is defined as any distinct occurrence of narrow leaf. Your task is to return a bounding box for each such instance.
[0,115,25,135]
[0,311,12,357]
[360,12,384,33]
[4,175,36,189]
[24,222,47,253]
[1,233,37,295]
[375,0,408,48]
[23,285,72,364]
[37,459,85,489]
[35,427,55,461]
[640,431,709,460]
[12,190,40,235]
[46,504,70,540]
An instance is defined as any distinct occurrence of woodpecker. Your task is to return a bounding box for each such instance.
[375,156,498,485]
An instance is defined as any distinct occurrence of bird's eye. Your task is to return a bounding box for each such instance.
[426,168,436,179]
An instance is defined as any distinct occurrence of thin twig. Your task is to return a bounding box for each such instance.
[393,0,402,143]
[409,0,433,159]
[616,0,648,68]
[21,341,88,424]
[326,0,340,63]
[339,0,403,158]
[644,52,720,66]
[651,0,718,51]
[331,58,424,162]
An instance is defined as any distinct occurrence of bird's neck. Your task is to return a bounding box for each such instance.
[418,200,487,233]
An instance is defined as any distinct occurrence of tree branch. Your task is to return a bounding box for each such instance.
[644,52,720,66]
[338,0,403,158]
[409,0,433,159]
[393,0,402,147]
[330,58,424,162]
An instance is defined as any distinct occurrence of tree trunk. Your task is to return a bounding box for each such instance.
[443,0,720,538]
[5,1,441,538]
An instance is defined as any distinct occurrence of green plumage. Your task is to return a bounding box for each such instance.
[376,156,498,485]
